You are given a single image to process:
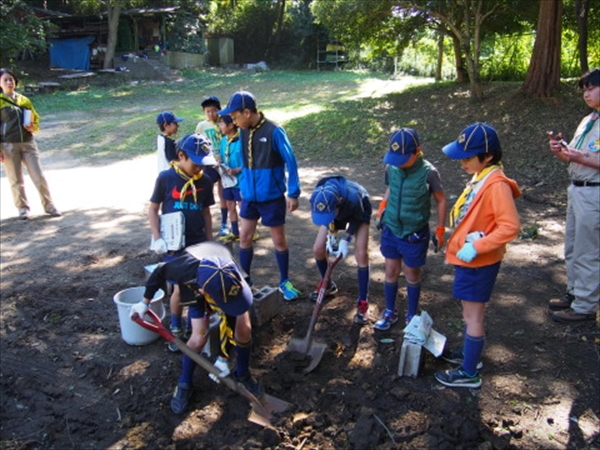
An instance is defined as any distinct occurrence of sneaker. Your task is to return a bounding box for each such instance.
[279,280,301,301]
[434,368,482,388]
[168,327,183,353]
[441,349,484,370]
[551,308,596,323]
[218,232,239,243]
[373,308,398,330]
[18,208,28,220]
[354,299,369,325]
[47,209,62,217]
[548,292,575,311]
[219,224,229,237]
[234,373,264,398]
[308,280,339,302]
[170,382,192,414]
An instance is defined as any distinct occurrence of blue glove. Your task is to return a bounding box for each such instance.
[456,242,477,263]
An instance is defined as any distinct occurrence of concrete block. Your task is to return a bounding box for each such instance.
[398,339,423,378]
[250,285,280,327]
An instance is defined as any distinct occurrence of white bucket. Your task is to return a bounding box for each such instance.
[113,287,166,346]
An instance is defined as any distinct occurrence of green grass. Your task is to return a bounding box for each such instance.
[28,69,584,168]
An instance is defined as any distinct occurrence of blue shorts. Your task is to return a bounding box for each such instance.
[453,262,501,303]
[204,166,221,183]
[380,226,429,268]
[223,187,242,202]
[240,196,286,227]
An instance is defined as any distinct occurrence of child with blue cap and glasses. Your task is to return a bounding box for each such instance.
[131,246,261,414]
[218,91,302,301]
[435,122,521,388]
[148,132,216,352]
[376,128,447,330]
[309,176,372,324]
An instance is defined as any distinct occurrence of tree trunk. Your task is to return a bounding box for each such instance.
[103,1,121,69]
[435,31,443,81]
[575,0,590,73]
[451,34,468,83]
[522,0,562,98]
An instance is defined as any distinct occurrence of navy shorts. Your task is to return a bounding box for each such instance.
[240,196,286,227]
[223,187,242,202]
[332,197,372,230]
[380,226,429,268]
[203,166,221,183]
[453,262,501,302]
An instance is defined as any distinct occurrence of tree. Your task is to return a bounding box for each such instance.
[0,0,54,63]
[522,0,562,97]
[574,0,590,73]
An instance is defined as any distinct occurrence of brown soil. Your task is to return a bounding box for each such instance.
[1,66,599,450]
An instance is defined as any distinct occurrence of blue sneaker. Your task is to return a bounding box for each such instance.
[279,280,301,301]
[441,349,483,370]
[434,368,482,388]
[170,382,192,414]
[219,224,229,237]
[373,309,398,330]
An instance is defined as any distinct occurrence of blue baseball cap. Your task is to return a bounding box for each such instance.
[310,185,340,226]
[157,111,184,126]
[218,91,257,116]
[218,114,233,125]
[196,257,253,316]
[384,128,420,166]
[177,132,217,166]
[442,122,500,160]
[201,96,221,109]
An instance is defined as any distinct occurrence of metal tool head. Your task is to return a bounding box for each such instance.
[287,337,327,374]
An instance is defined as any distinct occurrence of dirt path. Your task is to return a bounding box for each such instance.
[1,117,599,450]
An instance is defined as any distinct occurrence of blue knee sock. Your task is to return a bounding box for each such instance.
[231,221,239,236]
[384,281,398,312]
[406,282,421,320]
[179,354,196,384]
[276,249,289,284]
[316,258,327,279]
[220,208,228,226]
[239,247,253,282]
[462,334,485,376]
[235,344,251,379]
[357,266,369,300]
[170,314,182,330]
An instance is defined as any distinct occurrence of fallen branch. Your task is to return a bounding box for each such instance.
[374,414,396,445]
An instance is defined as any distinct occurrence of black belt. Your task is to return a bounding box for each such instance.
[572,180,600,187]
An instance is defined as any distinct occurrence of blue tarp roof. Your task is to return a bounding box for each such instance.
[50,36,96,71]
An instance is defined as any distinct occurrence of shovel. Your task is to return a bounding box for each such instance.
[132,309,291,427]
[287,255,342,374]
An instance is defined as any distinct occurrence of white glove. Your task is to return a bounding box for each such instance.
[326,234,338,254]
[150,237,168,255]
[336,238,350,259]
[129,300,149,319]
[209,357,231,384]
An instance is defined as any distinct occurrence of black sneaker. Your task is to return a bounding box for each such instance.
[170,382,192,414]
[308,280,339,302]
[234,373,264,398]
[434,368,482,388]
[441,349,483,370]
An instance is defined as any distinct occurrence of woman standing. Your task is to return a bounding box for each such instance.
[0,68,60,219]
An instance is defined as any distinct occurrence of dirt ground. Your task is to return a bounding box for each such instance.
[1,88,600,449]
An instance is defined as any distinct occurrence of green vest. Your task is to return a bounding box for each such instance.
[383,156,433,238]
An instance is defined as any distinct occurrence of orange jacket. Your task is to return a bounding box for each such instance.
[445,170,521,268]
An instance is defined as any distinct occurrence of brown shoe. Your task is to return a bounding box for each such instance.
[551,308,595,323]
[548,292,574,311]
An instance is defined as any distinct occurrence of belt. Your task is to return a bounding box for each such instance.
[572,180,600,187]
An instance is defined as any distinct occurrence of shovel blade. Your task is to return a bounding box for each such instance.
[287,337,327,374]
[247,393,293,427]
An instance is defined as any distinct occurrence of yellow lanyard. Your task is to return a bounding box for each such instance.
[173,164,202,203]
[204,292,234,357]
[247,113,266,169]
[224,131,239,166]
[449,164,501,227]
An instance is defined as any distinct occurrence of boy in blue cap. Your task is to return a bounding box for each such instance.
[309,176,372,324]
[218,91,302,300]
[149,132,216,352]
[376,128,447,330]
[435,122,520,388]
[131,247,261,414]
[156,111,184,173]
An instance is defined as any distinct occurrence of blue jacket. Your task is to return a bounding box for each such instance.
[239,116,301,202]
